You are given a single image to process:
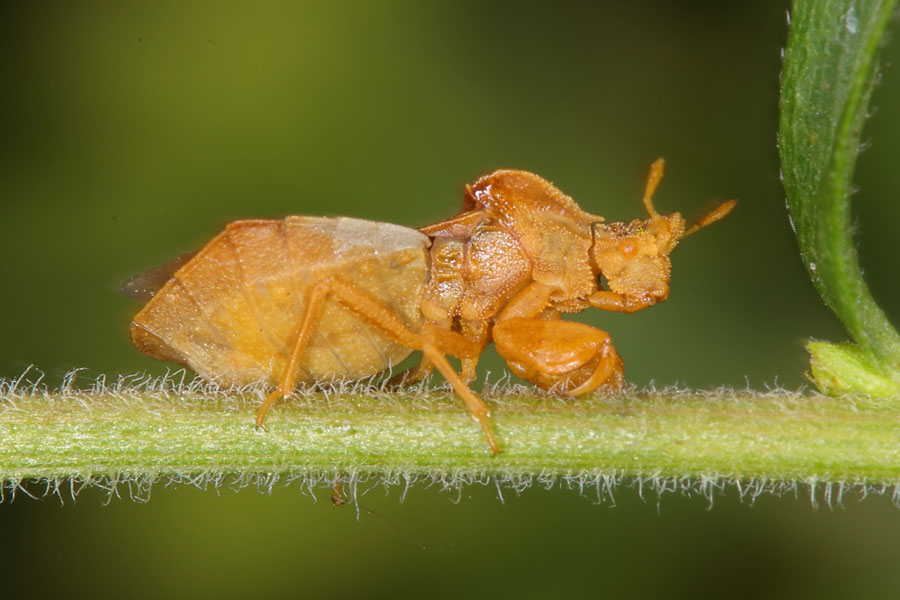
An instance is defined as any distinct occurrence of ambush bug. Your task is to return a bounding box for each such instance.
[124,159,735,454]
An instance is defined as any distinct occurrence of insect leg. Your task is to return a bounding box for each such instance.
[391,319,487,387]
[326,281,499,453]
[493,318,623,395]
[255,282,330,428]
[419,349,498,453]
[588,290,656,314]
[459,319,490,384]
[262,276,499,453]
[497,282,556,320]
[386,320,450,388]
[385,356,434,388]
[567,342,624,395]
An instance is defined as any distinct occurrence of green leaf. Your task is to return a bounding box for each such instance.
[780,0,900,393]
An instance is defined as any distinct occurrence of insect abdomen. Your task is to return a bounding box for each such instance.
[131,217,429,386]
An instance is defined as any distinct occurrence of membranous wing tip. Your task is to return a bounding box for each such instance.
[120,250,198,302]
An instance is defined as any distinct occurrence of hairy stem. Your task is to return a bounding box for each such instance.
[3,385,900,486]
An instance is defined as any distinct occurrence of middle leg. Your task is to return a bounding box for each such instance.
[258,276,500,453]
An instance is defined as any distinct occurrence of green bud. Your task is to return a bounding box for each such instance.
[807,341,900,398]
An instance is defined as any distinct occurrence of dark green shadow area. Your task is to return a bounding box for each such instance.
[5,480,900,599]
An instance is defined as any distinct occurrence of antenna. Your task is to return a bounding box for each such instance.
[642,158,665,220]
[681,199,737,239]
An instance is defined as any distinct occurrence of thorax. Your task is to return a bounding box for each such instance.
[421,223,532,324]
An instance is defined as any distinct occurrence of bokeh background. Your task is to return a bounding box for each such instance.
[3,1,900,598]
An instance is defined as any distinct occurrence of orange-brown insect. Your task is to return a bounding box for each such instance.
[125,159,734,454]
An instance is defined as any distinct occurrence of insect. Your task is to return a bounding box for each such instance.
[124,159,735,454]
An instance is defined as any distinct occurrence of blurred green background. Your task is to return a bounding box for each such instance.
[3,1,900,597]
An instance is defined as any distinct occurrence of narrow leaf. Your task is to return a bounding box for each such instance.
[780,0,900,391]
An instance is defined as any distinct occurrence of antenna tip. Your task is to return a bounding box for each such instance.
[681,199,737,239]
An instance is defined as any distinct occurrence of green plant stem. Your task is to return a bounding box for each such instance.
[3,389,900,486]
[781,0,900,372]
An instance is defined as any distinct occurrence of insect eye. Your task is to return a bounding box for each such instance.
[617,240,638,257]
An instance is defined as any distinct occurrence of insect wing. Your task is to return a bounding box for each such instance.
[120,250,199,301]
